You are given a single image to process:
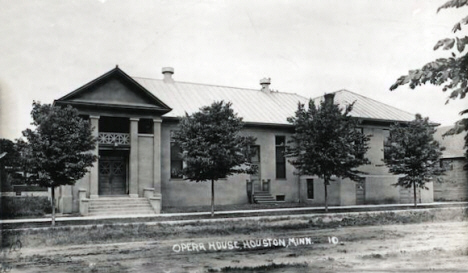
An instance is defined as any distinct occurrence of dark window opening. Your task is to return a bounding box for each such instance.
[355,127,365,160]
[307,179,314,199]
[276,136,286,179]
[383,129,390,160]
[79,115,89,121]
[440,159,453,171]
[99,116,129,133]
[138,118,154,134]
[170,132,183,179]
[276,195,285,201]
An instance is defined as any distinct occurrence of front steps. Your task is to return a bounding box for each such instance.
[87,197,156,216]
[253,191,277,204]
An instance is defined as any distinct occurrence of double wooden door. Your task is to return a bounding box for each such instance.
[99,156,127,196]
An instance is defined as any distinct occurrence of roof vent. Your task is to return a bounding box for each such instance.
[260,78,271,93]
[162,67,174,83]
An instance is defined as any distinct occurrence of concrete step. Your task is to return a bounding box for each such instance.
[89,198,148,202]
[89,203,152,208]
[88,210,155,216]
[89,205,150,211]
[89,207,154,213]
[254,191,270,195]
[89,201,149,206]
[254,195,275,199]
[253,191,279,204]
[255,200,276,203]
[87,198,156,216]
[254,199,276,203]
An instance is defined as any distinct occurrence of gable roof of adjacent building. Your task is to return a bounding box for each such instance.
[56,67,416,125]
[311,89,414,123]
[434,126,467,159]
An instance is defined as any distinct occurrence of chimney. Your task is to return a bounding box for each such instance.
[324,93,335,105]
[260,78,271,93]
[162,67,174,83]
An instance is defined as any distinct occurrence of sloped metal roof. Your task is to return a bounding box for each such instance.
[312,89,415,122]
[133,78,415,125]
[133,77,308,125]
[434,126,466,158]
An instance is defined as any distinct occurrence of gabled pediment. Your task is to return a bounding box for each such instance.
[55,67,171,115]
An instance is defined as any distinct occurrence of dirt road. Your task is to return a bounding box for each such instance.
[3,221,468,272]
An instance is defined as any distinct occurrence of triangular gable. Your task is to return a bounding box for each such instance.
[56,66,171,113]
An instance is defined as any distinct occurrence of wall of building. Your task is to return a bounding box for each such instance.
[434,158,468,201]
[420,182,434,203]
[138,135,154,196]
[340,178,357,206]
[299,177,341,206]
[364,176,400,204]
[160,123,299,208]
[358,126,390,175]
[62,120,437,214]
[70,171,90,212]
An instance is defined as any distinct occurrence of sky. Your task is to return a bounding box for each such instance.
[0,0,466,140]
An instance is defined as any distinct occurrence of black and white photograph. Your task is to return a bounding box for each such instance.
[0,0,467,272]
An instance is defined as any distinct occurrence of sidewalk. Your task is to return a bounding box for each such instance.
[2,201,467,225]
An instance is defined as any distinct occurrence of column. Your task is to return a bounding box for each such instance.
[129,118,139,197]
[89,115,99,199]
[153,118,162,193]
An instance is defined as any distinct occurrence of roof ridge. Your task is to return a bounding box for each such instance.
[342,89,415,117]
[313,89,415,117]
[132,76,306,98]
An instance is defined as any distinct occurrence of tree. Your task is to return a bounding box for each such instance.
[20,102,97,225]
[286,94,370,212]
[390,0,468,159]
[0,139,21,191]
[384,114,445,207]
[173,101,256,217]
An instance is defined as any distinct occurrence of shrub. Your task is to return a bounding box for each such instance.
[0,196,52,219]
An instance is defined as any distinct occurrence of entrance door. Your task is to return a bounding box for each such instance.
[99,156,127,196]
[250,145,261,191]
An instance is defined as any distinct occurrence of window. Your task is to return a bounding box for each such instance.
[276,195,285,201]
[138,118,154,134]
[170,131,183,178]
[275,136,286,179]
[383,129,390,160]
[307,179,314,199]
[355,127,365,159]
[440,159,453,171]
[99,116,129,133]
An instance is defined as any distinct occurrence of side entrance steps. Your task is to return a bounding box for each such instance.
[253,191,277,204]
[87,197,156,216]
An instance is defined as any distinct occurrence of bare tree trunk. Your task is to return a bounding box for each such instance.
[324,178,328,212]
[413,181,417,208]
[211,179,215,217]
[51,186,56,226]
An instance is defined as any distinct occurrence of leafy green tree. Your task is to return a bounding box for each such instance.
[390,0,468,158]
[384,114,445,207]
[20,102,97,225]
[286,95,370,212]
[0,139,21,191]
[173,101,256,217]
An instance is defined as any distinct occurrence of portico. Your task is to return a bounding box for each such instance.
[54,67,171,214]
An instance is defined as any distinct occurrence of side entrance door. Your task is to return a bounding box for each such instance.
[99,156,127,196]
[250,145,261,191]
